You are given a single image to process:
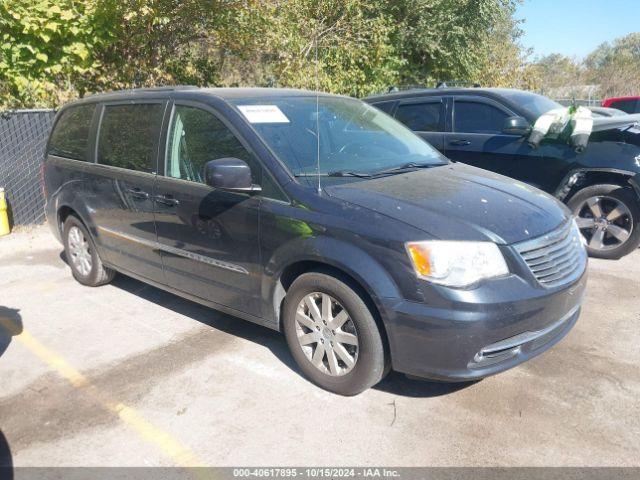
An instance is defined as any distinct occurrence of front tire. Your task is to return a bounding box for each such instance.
[567,184,640,259]
[63,215,115,286]
[282,272,388,396]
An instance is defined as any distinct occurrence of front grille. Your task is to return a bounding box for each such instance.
[514,220,587,288]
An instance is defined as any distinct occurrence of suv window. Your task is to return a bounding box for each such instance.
[609,99,639,114]
[372,101,396,115]
[454,100,508,134]
[48,104,96,161]
[97,103,163,172]
[166,105,258,184]
[395,102,441,132]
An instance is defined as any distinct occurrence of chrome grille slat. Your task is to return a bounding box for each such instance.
[518,229,569,255]
[520,231,574,261]
[527,241,576,268]
[532,251,579,276]
[538,263,581,285]
[517,224,571,253]
[538,264,578,283]
[530,245,579,270]
[514,220,587,289]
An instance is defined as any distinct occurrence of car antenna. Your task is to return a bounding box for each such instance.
[314,17,321,195]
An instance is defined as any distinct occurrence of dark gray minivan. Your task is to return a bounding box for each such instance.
[44,87,588,395]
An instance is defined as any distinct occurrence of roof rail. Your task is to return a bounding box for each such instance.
[382,84,431,94]
[436,80,481,88]
[85,85,199,98]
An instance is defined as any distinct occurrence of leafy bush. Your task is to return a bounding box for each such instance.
[0,0,101,107]
[1,0,537,109]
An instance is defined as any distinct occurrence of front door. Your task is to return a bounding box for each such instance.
[85,101,166,283]
[154,103,262,317]
[444,96,537,186]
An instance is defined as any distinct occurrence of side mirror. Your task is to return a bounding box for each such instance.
[503,116,531,136]
[204,157,261,193]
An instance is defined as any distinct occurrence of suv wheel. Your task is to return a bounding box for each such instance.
[567,184,640,259]
[282,272,388,396]
[63,215,115,286]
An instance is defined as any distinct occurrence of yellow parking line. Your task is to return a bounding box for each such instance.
[18,330,89,388]
[110,403,203,467]
[3,321,209,473]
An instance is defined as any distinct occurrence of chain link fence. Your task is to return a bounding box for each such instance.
[0,109,56,226]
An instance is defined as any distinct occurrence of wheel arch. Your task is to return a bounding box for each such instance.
[265,237,402,356]
[49,178,96,235]
[57,205,77,232]
[56,203,94,237]
[273,259,393,364]
[557,168,640,202]
[567,181,640,259]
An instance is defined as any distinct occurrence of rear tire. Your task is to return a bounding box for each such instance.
[282,272,388,396]
[567,184,640,259]
[63,215,115,286]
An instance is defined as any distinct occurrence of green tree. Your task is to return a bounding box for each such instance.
[382,0,522,86]
[474,5,539,89]
[584,33,640,97]
[0,0,531,108]
[257,0,403,97]
[0,0,100,108]
[90,0,257,89]
[529,53,582,97]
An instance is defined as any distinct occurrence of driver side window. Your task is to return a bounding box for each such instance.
[454,100,508,134]
[166,105,256,183]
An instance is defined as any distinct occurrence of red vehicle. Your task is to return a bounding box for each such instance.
[602,96,640,114]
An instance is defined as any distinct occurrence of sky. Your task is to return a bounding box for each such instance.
[516,0,640,59]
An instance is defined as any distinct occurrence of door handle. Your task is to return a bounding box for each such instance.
[126,188,150,199]
[449,139,471,146]
[155,194,180,206]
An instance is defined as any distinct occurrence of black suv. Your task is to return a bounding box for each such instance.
[44,87,586,395]
[365,88,640,259]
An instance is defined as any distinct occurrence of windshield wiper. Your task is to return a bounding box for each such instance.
[294,172,372,178]
[326,170,373,178]
[304,162,442,179]
[367,162,443,177]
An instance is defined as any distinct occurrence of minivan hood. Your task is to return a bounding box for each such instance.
[324,163,569,244]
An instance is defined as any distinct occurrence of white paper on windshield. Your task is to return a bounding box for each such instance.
[238,105,290,124]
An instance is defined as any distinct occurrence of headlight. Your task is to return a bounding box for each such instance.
[405,240,509,288]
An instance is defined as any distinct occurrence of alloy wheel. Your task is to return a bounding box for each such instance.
[68,226,93,276]
[575,195,633,251]
[295,292,359,376]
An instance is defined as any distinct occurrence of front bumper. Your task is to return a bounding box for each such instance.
[377,269,587,382]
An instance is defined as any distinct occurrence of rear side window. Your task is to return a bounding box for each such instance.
[48,104,96,161]
[454,100,508,134]
[609,99,639,114]
[98,103,163,172]
[395,102,442,132]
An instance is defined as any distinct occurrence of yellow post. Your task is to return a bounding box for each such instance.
[0,187,10,236]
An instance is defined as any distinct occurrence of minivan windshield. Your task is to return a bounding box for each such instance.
[231,95,447,179]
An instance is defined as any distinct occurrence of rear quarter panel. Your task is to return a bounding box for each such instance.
[44,156,93,241]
